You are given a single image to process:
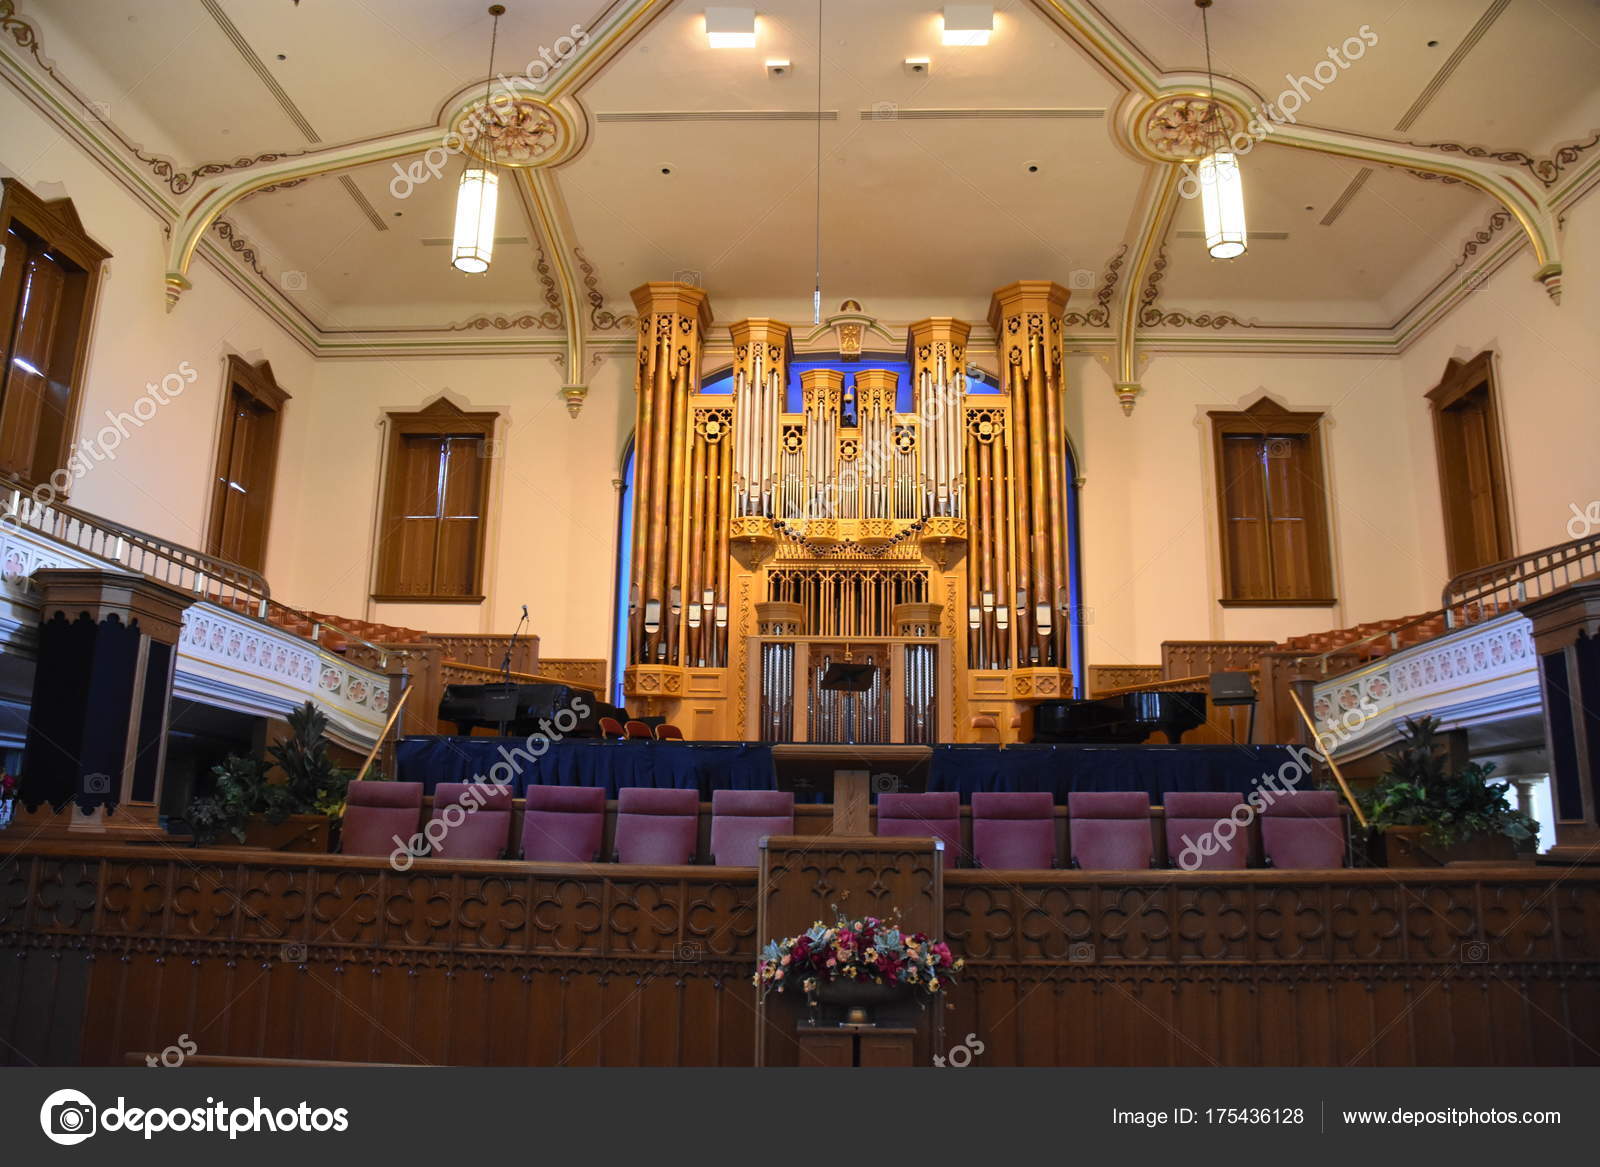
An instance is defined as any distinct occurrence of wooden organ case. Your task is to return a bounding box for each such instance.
[621,280,1078,743]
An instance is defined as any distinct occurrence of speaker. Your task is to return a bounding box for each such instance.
[1209,671,1256,706]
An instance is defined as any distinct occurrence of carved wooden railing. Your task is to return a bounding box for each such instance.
[1442,529,1600,626]
[4,842,1598,1066]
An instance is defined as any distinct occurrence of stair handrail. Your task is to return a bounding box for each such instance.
[1291,533,1600,678]
[1441,530,1600,626]
[4,483,397,667]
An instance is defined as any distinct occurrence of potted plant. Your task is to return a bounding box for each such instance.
[1363,715,1538,866]
[754,909,962,1026]
[186,702,351,851]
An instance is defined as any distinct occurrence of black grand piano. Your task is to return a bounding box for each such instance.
[1031,690,1208,745]
[437,682,634,737]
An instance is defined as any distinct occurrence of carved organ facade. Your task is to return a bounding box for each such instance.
[622,281,1079,743]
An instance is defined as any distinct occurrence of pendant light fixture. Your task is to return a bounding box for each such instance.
[452,4,505,274]
[811,0,824,324]
[1195,0,1247,259]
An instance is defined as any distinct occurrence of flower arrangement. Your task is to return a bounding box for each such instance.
[0,771,16,829]
[753,909,962,1000]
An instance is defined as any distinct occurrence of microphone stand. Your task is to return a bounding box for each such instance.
[496,605,529,736]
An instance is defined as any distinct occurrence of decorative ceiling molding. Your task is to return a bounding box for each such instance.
[575,247,638,332]
[197,0,385,232]
[156,0,663,306]
[598,109,838,123]
[1137,246,1262,331]
[1112,166,1180,415]
[1062,245,1125,329]
[1408,131,1600,190]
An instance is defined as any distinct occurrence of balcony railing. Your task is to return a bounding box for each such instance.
[1441,530,1600,626]
[4,486,394,667]
[1296,531,1600,677]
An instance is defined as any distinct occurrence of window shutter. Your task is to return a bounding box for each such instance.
[1220,434,1271,600]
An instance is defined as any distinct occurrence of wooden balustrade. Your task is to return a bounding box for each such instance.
[4,840,1597,1067]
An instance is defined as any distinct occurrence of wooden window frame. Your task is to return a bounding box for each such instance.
[0,178,110,492]
[205,356,289,572]
[1208,396,1337,608]
[1426,351,1514,577]
[373,398,498,604]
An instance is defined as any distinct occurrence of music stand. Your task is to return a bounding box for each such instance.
[820,662,876,746]
[479,683,520,737]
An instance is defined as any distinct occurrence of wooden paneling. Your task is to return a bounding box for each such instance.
[4,842,1598,1067]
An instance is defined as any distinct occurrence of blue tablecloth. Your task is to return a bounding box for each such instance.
[394,737,777,797]
[927,743,1307,804]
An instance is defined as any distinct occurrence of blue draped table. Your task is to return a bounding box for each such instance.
[926,743,1306,804]
[394,737,777,797]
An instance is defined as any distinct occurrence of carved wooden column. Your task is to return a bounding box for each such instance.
[988,281,1073,696]
[14,569,193,838]
[1522,580,1600,863]
[624,281,712,711]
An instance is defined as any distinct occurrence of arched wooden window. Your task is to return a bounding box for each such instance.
[374,398,498,602]
[1209,396,1335,606]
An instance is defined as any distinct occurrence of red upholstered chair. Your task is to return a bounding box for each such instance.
[598,717,626,740]
[971,791,1056,869]
[614,787,700,864]
[341,781,424,857]
[1260,790,1347,869]
[1164,791,1251,871]
[424,782,514,860]
[709,789,794,866]
[522,785,605,862]
[1067,791,1154,870]
[876,791,963,868]
[654,723,685,741]
[623,720,655,741]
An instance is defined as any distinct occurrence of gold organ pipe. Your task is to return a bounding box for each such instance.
[687,424,707,664]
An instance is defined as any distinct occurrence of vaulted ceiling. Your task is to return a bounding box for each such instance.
[6,0,1598,368]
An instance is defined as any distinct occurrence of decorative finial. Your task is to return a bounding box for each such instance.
[560,385,587,418]
[1115,381,1141,416]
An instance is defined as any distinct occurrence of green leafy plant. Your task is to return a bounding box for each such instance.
[186,702,352,844]
[1361,715,1537,847]
[267,701,351,817]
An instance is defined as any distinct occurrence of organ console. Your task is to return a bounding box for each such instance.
[621,284,1082,744]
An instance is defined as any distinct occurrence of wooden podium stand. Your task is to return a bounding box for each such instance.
[755,834,944,1067]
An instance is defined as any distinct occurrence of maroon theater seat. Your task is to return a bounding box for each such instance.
[876,791,962,869]
[521,785,606,862]
[1068,791,1154,871]
[971,791,1056,869]
[424,782,514,860]
[614,787,700,865]
[1260,790,1347,869]
[597,717,626,740]
[709,789,794,866]
[1164,791,1251,871]
[655,723,685,741]
[341,781,424,857]
[623,720,655,741]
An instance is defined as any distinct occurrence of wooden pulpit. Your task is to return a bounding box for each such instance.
[755,835,945,1067]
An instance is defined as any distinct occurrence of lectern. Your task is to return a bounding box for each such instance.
[754,835,944,1066]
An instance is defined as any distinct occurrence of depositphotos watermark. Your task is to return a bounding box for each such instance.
[388,695,592,869]
[1,360,198,534]
[1177,26,1378,199]
[388,25,590,200]
[39,1088,349,1144]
